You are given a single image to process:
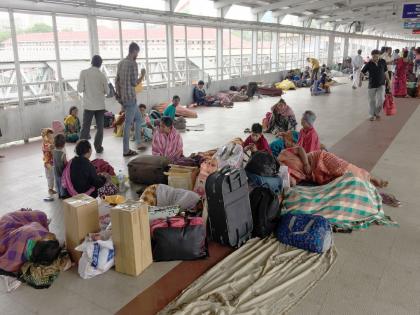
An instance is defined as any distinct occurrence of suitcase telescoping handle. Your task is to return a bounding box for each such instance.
[220,166,242,192]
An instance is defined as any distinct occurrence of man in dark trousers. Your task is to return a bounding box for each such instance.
[361,49,390,121]
[78,55,109,153]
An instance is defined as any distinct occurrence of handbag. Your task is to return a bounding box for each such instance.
[276,213,332,253]
[383,93,396,116]
[151,216,207,261]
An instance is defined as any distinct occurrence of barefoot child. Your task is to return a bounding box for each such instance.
[41,128,56,195]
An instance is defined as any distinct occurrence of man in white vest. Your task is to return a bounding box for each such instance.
[351,49,364,89]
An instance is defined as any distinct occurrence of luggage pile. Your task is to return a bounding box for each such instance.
[60,137,333,282]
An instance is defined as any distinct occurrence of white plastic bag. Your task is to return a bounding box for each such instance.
[214,143,244,169]
[0,275,21,293]
[75,234,114,279]
[279,165,290,190]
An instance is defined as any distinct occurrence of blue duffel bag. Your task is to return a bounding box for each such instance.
[276,213,332,253]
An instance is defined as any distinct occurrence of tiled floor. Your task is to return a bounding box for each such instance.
[0,79,419,315]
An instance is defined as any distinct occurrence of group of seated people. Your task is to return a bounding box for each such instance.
[244,98,388,190]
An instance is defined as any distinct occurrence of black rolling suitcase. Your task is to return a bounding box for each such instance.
[205,166,253,247]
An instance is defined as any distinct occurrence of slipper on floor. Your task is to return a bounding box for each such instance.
[380,192,401,207]
[123,150,138,157]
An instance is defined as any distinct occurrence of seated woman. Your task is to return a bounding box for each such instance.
[64,106,81,142]
[0,210,60,273]
[265,98,297,134]
[296,110,321,153]
[152,116,183,163]
[279,146,388,188]
[193,80,216,106]
[62,140,107,198]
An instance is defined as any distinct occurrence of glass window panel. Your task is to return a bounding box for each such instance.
[56,16,90,100]
[14,13,54,62]
[278,33,287,71]
[173,25,186,86]
[0,11,17,106]
[230,29,241,78]
[187,26,202,84]
[242,30,252,76]
[222,28,230,79]
[203,27,216,80]
[97,19,121,59]
[120,21,146,87]
[146,23,167,87]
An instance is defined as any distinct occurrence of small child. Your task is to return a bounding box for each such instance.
[41,128,56,195]
[163,95,180,120]
[53,134,68,198]
[297,110,321,153]
[138,104,154,142]
[243,123,272,154]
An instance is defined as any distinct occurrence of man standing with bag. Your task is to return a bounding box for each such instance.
[115,42,146,157]
[360,50,390,121]
[78,55,109,154]
[351,49,364,89]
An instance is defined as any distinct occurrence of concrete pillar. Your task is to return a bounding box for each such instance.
[327,34,335,66]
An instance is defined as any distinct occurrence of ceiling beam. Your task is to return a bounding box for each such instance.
[324,7,396,23]
[301,0,394,19]
[213,0,271,9]
[310,2,394,19]
[271,0,341,18]
[251,0,308,14]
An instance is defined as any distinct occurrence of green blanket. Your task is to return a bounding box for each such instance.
[283,172,397,230]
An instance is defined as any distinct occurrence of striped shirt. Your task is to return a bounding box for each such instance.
[115,57,138,103]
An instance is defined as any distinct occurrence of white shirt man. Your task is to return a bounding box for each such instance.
[77,55,109,153]
[351,50,364,89]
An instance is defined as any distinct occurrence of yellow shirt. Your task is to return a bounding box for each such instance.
[309,58,320,69]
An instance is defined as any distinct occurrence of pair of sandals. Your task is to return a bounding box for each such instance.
[123,145,147,157]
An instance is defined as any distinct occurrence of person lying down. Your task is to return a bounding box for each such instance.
[0,210,60,273]
[279,146,388,188]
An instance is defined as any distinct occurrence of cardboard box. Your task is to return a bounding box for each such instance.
[63,194,100,263]
[111,201,152,276]
[165,165,199,191]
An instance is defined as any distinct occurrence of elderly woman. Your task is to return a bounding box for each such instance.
[152,116,183,162]
[279,146,388,188]
[0,210,60,273]
[265,99,297,134]
[296,110,321,153]
[62,140,107,198]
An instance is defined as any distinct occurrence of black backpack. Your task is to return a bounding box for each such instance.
[250,187,280,238]
[245,151,279,177]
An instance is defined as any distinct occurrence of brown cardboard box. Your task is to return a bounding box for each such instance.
[165,165,199,191]
[111,201,152,276]
[63,194,100,263]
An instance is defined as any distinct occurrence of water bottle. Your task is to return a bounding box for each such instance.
[117,170,125,192]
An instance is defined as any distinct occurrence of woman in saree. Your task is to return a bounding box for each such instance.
[62,140,107,198]
[0,210,59,273]
[279,146,388,188]
[152,116,183,163]
[265,99,297,134]
[392,50,410,98]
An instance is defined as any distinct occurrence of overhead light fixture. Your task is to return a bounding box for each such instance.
[335,18,343,21]
[320,15,330,19]
[303,11,314,15]
[281,6,290,9]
